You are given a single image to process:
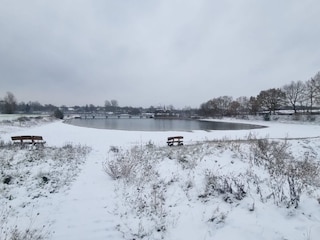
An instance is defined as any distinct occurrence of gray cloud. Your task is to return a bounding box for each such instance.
[1,0,320,108]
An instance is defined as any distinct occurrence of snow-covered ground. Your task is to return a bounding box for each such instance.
[1,116,320,239]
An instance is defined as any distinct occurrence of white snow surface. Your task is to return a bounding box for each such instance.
[1,117,320,240]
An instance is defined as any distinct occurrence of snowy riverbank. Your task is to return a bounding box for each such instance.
[1,117,320,239]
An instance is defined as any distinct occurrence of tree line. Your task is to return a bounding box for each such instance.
[199,71,320,117]
[0,93,190,117]
[2,71,320,118]
[0,92,58,114]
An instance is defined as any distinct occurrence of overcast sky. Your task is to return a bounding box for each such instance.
[1,0,320,108]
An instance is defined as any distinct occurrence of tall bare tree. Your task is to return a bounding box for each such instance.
[313,72,320,105]
[111,99,118,107]
[282,80,305,113]
[199,96,233,116]
[228,100,241,116]
[303,72,320,112]
[236,96,250,115]
[104,100,111,111]
[248,96,260,115]
[257,88,286,114]
[304,78,318,112]
[217,96,233,116]
[3,91,17,114]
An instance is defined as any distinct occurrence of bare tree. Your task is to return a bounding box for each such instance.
[3,91,17,114]
[236,96,250,115]
[257,88,286,114]
[304,78,318,112]
[167,105,175,111]
[313,72,320,105]
[228,100,240,116]
[199,101,214,116]
[200,96,235,116]
[302,72,320,112]
[282,80,305,113]
[217,96,233,116]
[104,100,111,112]
[104,100,111,107]
[111,99,118,107]
[248,96,260,115]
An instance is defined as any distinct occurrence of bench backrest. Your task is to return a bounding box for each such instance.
[11,136,21,141]
[11,136,43,142]
[32,136,43,141]
[12,136,32,140]
[167,136,183,141]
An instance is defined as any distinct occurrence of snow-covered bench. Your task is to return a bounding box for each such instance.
[11,135,46,145]
[167,136,183,146]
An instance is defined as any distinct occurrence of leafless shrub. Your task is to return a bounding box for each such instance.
[232,177,247,200]
[104,145,151,181]
[4,226,46,240]
[201,170,218,197]
[151,183,166,216]
[200,171,247,203]
[251,138,320,208]
[109,145,169,239]
[208,207,227,225]
[285,158,320,208]
[252,138,291,176]
[306,114,316,122]
[109,146,119,153]
[145,140,155,148]
[177,154,197,169]
[0,140,15,149]
[245,132,258,141]
[104,151,136,180]
[52,143,90,162]
[0,205,47,240]
[0,140,6,147]
[292,114,301,121]
[228,141,242,154]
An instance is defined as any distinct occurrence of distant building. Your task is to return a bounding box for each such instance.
[154,109,180,119]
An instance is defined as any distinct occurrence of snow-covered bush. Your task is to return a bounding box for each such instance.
[104,144,160,183]
[252,138,291,175]
[201,171,247,203]
[109,138,320,239]
[0,143,91,239]
[104,148,137,180]
[250,138,320,208]
[285,157,320,208]
[0,203,48,240]
[2,225,47,240]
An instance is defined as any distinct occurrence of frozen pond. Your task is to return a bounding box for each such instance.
[66,118,266,132]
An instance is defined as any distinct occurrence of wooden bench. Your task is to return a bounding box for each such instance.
[167,136,183,146]
[11,135,46,145]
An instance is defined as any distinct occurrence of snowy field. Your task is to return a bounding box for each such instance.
[1,116,320,240]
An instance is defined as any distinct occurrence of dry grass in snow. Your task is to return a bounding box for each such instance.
[105,137,320,240]
[0,143,91,240]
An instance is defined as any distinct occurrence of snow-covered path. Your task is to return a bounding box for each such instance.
[50,150,122,240]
